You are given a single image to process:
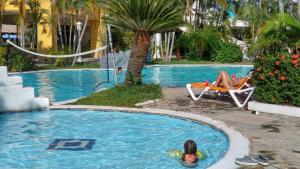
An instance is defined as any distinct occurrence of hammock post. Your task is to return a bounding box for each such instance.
[107,25,118,85]
[106,28,110,83]
[106,48,110,83]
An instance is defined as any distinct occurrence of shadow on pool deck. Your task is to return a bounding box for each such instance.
[143,88,300,169]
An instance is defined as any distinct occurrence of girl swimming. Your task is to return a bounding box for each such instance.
[182,140,198,164]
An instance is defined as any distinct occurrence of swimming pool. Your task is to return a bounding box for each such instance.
[0,110,229,169]
[17,65,252,102]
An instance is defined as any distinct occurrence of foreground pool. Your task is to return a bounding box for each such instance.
[0,110,229,169]
[17,65,252,102]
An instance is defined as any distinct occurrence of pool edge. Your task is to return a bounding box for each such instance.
[50,105,249,169]
[8,64,253,75]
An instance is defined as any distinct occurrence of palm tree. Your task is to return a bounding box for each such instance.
[184,0,194,23]
[57,0,68,48]
[214,0,227,26]
[252,13,300,54]
[26,0,47,50]
[52,0,65,50]
[51,0,58,50]
[0,0,8,45]
[11,0,26,47]
[238,0,283,41]
[69,0,95,52]
[100,0,184,84]
[278,0,284,13]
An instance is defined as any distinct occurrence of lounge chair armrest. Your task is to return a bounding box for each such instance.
[230,87,255,94]
[240,87,255,92]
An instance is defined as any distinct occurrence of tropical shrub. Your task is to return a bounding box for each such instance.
[253,51,300,107]
[252,13,300,54]
[7,50,35,72]
[112,28,134,51]
[0,47,7,65]
[48,49,70,67]
[177,27,221,61]
[212,42,242,63]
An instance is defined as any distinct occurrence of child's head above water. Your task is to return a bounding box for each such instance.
[184,140,197,155]
[182,140,198,165]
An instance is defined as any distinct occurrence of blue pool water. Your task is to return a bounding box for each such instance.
[17,65,252,102]
[0,110,229,169]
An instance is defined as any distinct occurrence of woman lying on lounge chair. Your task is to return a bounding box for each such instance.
[215,71,246,89]
[186,70,254,108]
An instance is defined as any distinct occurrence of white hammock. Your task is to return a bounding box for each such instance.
[6,40,107,58]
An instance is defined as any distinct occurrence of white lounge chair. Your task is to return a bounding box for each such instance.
[186,77,254,108]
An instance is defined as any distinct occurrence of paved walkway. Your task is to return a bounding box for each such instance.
[143,88,300,169]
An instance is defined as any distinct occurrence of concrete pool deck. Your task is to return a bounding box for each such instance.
[142,88,300,169]
[50,105,249,169]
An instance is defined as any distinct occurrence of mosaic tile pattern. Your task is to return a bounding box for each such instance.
[47,139,96,151]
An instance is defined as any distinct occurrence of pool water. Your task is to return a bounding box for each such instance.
[18,65,252,102]
[0,110,229,169]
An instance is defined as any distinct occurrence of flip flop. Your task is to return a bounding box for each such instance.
[235,156,258,166]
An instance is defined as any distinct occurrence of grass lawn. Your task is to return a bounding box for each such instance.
[151,59,253,65]
[37,63,100,70]
[73,84,162,107]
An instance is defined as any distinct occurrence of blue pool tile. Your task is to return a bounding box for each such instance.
[47,139,96,151]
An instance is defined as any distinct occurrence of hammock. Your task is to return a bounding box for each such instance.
[6,40,107,58]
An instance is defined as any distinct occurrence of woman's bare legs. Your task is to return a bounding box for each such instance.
[215,71,233,89]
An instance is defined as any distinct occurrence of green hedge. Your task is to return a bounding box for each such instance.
[253,52,300,106]
[212,42,242,63]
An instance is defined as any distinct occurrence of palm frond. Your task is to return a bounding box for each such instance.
[253,13,300,54]
[99,0,185,34]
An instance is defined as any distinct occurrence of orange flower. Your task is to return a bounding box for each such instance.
[256,67,262,72]
[280,75,286,81]
[292,59,298,65]
[260,75,265,80]
[268,72,274,77]
[279,54,285,60]
[292,54,299,59]
[275,61,281,66]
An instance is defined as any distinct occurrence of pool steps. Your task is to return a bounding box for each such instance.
[0,66,49,112]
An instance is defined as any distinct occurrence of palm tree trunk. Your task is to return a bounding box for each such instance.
[20,18,25,48]
[51,0,58,50]
[73,10,79,53]
[33,23,37,50]
[0,11,3,45]
[69,15,73,51]
[57,15,64,49]
[73,28,76,53]
[62,11,68,47]
[298,0,300,20]
[125,31,150,84]
[169,31,175,62]
[278,0,284,13]
[176,47,181,60]
[19,0,25,48]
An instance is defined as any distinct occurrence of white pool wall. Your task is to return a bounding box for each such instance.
[0,66,49,112]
